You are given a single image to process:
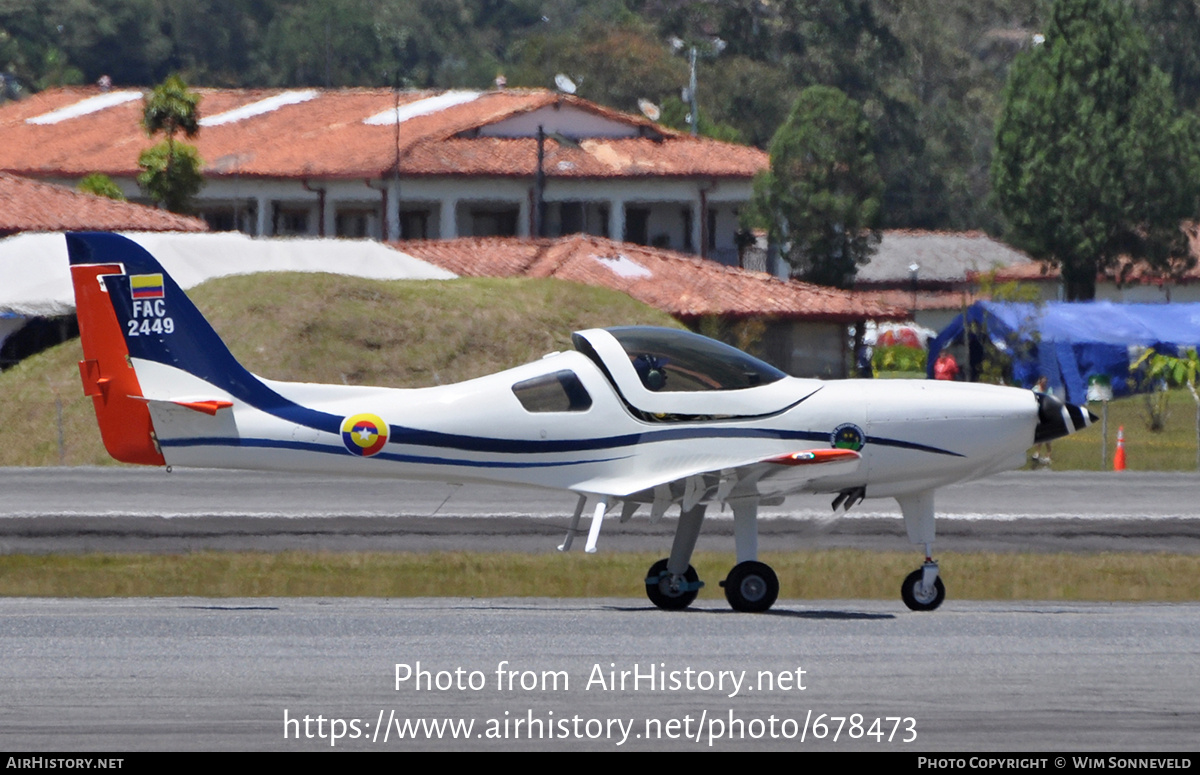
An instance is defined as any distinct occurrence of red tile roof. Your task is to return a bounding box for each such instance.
[0,172,207,233]
[0,87,767,181]
[986,226,1200,286]
[861,289,981,312]
[399,235,905,322]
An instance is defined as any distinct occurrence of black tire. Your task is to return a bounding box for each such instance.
[901,569,945,611]
[645,558,699,610]
[722,561,780,613]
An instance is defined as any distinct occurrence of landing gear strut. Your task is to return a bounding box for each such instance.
[644,503,707,610]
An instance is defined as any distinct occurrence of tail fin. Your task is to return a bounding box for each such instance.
[67,232,262,464]
[67,232,259,390]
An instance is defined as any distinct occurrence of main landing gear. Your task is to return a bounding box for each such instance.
[644,558,781,613]
[720,561,779,613]
[641,497,784,613]
[645,559,701,610]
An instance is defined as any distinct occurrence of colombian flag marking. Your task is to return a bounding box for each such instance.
[341,413,388,457]
[130,273,164,299]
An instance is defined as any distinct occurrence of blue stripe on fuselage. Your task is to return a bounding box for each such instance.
[158,436,634,468]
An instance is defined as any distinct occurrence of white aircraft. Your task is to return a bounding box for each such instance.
[67,232,1096,613]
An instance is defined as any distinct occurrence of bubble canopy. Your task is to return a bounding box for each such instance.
[597,326,786,392]
[570,326,808,420]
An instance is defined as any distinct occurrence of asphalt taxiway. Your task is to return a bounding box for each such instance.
[1,467,1197,751]
[0,597,1197,751]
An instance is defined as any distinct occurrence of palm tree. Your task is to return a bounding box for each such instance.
[137,75,203,213]
[143,74,200,150]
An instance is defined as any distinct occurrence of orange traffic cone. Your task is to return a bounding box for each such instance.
[1113,425,1126,471]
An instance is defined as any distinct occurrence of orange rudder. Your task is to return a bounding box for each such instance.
[71,262,165,466]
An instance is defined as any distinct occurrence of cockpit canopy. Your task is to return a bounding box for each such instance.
[580,326,786,392]
[571,326,811,420]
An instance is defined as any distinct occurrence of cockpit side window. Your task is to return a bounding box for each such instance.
[512,370,593,412]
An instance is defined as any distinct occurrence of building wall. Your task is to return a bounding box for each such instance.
[1094,282,1200,304]
[103,173,753,260]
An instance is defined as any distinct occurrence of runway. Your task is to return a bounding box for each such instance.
[1,467,1198,751]
[0,596,1196,751]
[2,467,1200,554]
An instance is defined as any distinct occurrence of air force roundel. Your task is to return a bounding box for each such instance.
[341,413,388,457]
[831,422,866,452]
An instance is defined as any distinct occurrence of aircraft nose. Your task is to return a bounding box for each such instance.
[1034,391,1097,443]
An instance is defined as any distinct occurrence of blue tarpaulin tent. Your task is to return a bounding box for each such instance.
[927,302,1200,403]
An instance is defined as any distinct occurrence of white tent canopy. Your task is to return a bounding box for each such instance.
[0,232,456,318]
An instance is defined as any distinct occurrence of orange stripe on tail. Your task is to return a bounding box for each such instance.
[71,263,165,466]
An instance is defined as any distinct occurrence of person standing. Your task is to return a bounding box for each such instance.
[933,351,960,381]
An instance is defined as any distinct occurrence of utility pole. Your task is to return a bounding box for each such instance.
[534,125,546,237]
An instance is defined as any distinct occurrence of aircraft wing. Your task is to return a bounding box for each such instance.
[575,447,862,510]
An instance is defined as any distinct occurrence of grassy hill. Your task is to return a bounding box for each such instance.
[0,273,681,467]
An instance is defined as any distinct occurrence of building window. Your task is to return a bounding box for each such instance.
[625,207,649,245]
[336,209,377,238]
[470,207,518,237]
[202,210,237,232]
[400,210,430,240]
[276,208,310,236]
[559,201,584,235]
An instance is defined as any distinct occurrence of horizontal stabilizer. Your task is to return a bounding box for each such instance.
[132,396,234,416]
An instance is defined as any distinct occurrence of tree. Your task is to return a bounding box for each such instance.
[77,173,125,200]
[1133,348,1200,467]
[137,142,203,213]
[137,74,203,213]
[991,0,1200,301]
[746,85,883,288]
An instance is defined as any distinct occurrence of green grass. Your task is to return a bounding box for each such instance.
[2,550,1199,601]
[1039,390,1200,471]
[0,274,680,467]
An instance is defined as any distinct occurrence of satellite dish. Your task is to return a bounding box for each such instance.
[638,98,661,121]
[554,73,577,94]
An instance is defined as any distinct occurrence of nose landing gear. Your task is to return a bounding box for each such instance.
[901,561,945,611]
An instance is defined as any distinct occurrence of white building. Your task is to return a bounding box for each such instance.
[0,86,767,263]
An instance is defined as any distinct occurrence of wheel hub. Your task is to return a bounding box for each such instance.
[658,574,684,597]
[739,575,766,602]
[912,582,937,604]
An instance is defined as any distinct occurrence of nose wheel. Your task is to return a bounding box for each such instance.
[645,558,702,610]
[901,566,945,611]
[720,561,780,612]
